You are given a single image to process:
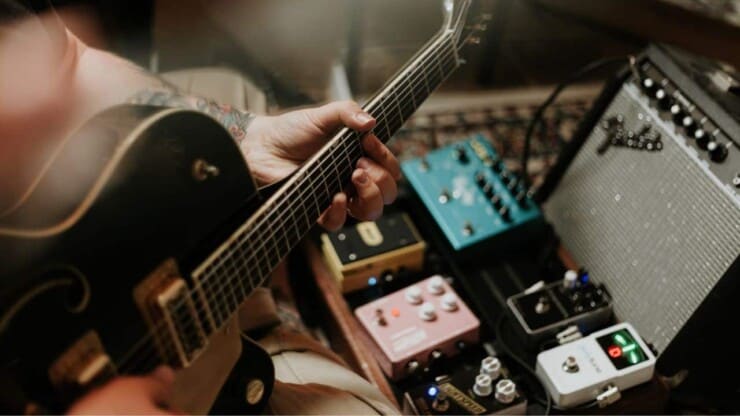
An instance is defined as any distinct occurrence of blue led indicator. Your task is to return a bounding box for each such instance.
[580,272,590,285]
[427,386,438,397]
[368,277,378,286]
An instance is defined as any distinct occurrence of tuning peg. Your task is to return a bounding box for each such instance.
[481,13,493,21]
[477,23,488,31]
[467,37,481,45]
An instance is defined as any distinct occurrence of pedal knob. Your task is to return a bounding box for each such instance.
[495,379,517,404]
[441,293,458,311]
[406,360,420,375]
[454,145,469,163]
[405,286,423,305]
[462,222,475,236]
[473,374,493,397]
[475,171,487,186]
[515,189,528,207]
[480,356,501,379]
[419,302,437,321]
[498,205,511,222]
[563,269,579,289]
[482,182,494,198]
[490,194,503,209]
[374,309,387,326]
[431,390,450,412]
[427,275,446,295]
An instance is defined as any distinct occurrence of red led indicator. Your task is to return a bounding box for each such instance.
[608,345,622,358]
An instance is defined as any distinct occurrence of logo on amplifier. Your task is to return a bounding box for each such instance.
[597,114,663,155]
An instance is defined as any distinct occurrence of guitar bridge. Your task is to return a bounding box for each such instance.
[49,331,116,400]
[134,259,208,367]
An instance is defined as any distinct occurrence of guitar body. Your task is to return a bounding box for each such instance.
[0,1,483,411]
[0,105,272,413]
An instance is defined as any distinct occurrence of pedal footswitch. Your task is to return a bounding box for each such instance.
[535,322,656,408]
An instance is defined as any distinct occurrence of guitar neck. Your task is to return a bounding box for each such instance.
[192,31,460,332]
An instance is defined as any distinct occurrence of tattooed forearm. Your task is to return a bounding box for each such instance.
[128,89,255,144]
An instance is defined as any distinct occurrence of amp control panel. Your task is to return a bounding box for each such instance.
[631,61,739,195]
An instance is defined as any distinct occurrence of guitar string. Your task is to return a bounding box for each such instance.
[194,37,457,319]
[192,41,457,325]
[174,38,457,330]
[160,34,456,326]
[117,41,458,374]
[116,37,459,373]
[116,36,459,373]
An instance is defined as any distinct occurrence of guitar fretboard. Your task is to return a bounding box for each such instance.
[194,32,459,331]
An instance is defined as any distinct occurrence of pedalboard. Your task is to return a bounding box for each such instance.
[536,322,656,408]
[355,275,480,380]
[403,355,527,415]
[321,212,426,293]
[401,135,542,255]
[507,270,613,346]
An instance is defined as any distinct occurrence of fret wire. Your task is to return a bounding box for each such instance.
[160,37,458,335]
[182,50,456,325]
[117,36,461,372]
[369,35,455,142]
[181,50,456,325]
[120,144,363,372]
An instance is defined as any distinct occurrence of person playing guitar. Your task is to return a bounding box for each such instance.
[1,3,401,414]
[1,0,482,413]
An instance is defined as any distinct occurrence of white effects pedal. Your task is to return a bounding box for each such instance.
[535,322,656,408]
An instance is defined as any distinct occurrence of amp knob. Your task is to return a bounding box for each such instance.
[641,77,657,94]
[655,89,672,110]
[670,104,685,124]
[707,141,729,163]
[695,129,710,150]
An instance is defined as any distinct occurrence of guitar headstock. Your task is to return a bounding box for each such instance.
[441,0,492,58]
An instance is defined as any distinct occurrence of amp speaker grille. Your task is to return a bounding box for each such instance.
[544,83,740,352]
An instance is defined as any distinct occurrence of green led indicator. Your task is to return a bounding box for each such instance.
[614,333,628,346]
[622,344,637,353]
[628,351,640,364]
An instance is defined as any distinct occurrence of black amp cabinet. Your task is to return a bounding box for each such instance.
[538,45,740,408]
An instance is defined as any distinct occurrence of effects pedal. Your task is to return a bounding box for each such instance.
[403,355,527,415]
[401,135,542,255]
[507,270,613,346]
[321,212,426,293]
[535,322,656,408]
[355,275,480,380]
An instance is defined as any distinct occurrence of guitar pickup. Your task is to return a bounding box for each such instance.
[156,279,208,366]
[134,259,208,367]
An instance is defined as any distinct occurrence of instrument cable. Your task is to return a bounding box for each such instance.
[495,313,600,415]
[520,55,631,189]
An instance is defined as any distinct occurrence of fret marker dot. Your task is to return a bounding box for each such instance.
[338,233,346,241]
[349,253,357,261]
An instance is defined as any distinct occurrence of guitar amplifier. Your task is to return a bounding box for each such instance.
[539,45,740,401]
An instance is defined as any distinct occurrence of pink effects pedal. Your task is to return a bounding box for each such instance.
[355,275,480,380]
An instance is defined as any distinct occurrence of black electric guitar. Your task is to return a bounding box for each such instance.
[0,1,487,413]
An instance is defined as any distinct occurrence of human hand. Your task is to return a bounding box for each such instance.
[242,101,401,231]
[67,366,178,415]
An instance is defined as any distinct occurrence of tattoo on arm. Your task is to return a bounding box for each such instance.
[128,89,255,144]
